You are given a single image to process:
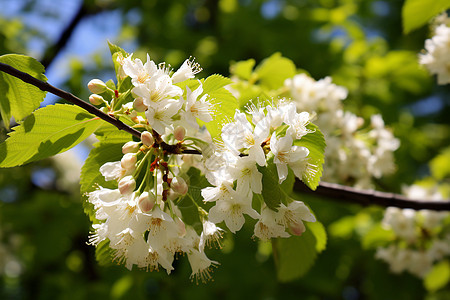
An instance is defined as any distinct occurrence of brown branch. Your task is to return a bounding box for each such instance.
[40,2,88,69]
[0,62,448,211]
[0,61,142,139]
[294,180,450,211]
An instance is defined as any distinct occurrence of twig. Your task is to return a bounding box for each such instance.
[0,61,142,138]
[294,181,450,211]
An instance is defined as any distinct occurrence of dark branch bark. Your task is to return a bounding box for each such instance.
[40,2,89,69]
[0,61,142,139]
[0,62,448,211]
[294,181,450,211]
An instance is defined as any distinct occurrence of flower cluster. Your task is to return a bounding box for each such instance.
[419,14,450,85]
[375,184,450,278]
[284,74,399,188]
[201,100,316,239]
[85,51,320,281]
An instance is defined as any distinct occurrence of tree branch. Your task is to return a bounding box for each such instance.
[0,61,142,139]
[294,181,450,211]
[0,62,448,211]
[40,2,89,69]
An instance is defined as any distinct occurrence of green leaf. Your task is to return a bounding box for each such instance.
[0,104,102,168]
[258,157,295,211]
[424,260,450,292]
[230,58,255,80]
[200,74,238,138]
[361,224,395,249]
[307,221,327,252]
[294,123,326,190]
[254,53,296,90]
[430,147,450,180]
[177,167,212,231]
[80,130,131,221]
[108,40,128,57]
[402,0,450,34]
[95,239,114,267]
[275,222,325,282]
[0,54,47,129]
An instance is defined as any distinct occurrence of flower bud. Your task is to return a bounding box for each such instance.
[141,131,154,147]
[89,94,104,106]
[122,141,141,154]
[138,192,155,213]
[118,175,136,195]
[135,116,146,124]
[87,79,107,94]
[174,126,186,141]
[121,153,137,170]
[288,221,305,236]
[133,97,147,112]
[171,176,188,195]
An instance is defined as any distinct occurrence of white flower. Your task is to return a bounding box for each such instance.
[221,111,269,166]
[187,249,218,283]
[254,207,290,240]
[276,201,316,236]
[133,75,182,109]
[182,84,213,129]
[230,156,263,194]
[270,132,309,183]
[199,220,224,252]
[123,54,159,86]
[419,23,450,85]
[171,58,202,84]
[208,191,260,233]
[145,99,183,134]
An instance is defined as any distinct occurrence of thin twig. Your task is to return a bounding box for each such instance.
[294,181,450,211]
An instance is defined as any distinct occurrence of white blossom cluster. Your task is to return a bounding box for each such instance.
[201,100,316,239]
[284,74,400,188]
[86,53,318,281]
[375,185,450,278]
[419,14,450,85]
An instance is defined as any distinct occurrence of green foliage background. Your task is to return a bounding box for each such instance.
[0,0,449,299]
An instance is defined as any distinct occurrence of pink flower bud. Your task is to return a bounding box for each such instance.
[118,175,136,195]
[174,126,186,141]
[122,141,141,154]
[138,192,155,213]
[87,79,107,94]
[89,94,104,105]
[171,176,188,195]
[133,97,147,112]
[141,131,154,147]
[288,221,305,236]
[121,153,137,170]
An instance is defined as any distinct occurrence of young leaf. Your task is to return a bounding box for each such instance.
[0,104,103,168]
[402,0,450,34]
[258,157,295,211]
[294,123,326,190]
[0,54,47,129]
[275,222,325,282]
[424,260,450,292]
[199,74,238,138]
[254,52,296,90]
[230,58,256,80]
